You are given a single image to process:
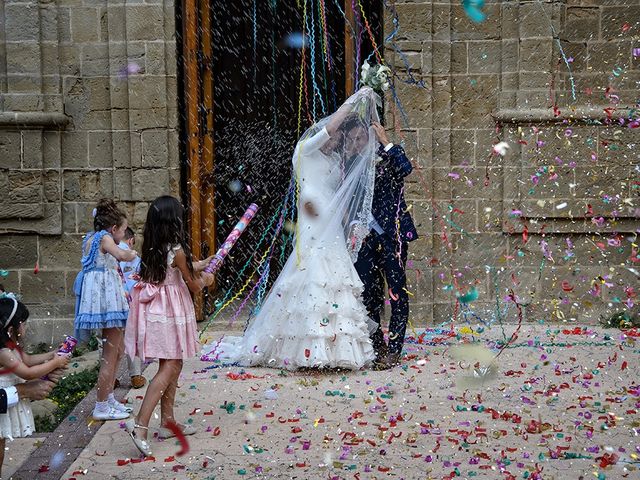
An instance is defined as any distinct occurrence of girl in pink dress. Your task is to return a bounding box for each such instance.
[124,196,214,456]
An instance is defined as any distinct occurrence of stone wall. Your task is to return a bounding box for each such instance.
[1,1,638,340]
[0,0,179,340]
[385,0,638,327]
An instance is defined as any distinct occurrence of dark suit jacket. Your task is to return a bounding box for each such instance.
[371,144,418,242]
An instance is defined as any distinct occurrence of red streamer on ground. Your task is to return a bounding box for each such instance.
[164,421,189,456]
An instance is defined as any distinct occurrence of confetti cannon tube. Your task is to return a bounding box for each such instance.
[204,204,259,274]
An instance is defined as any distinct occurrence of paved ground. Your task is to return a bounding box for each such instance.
[4,437,46,478]
[46,324,639,480]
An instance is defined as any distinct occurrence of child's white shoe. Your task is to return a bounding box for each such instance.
[108,396,133,414]
[92,405,130,421]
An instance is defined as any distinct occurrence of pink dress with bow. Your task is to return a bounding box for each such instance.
[125,245,199,361]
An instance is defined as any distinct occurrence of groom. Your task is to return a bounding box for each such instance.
[351,122,417,370]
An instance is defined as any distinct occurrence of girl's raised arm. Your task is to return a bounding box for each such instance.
[101,235,137,262]
[173,248,215,293]
[0,349,68,381]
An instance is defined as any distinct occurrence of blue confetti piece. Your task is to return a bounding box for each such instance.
[462,0,487,23]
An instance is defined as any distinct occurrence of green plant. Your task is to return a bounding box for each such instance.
[600,311,640,329]
[27,343,49,355]
[34,364,100,432]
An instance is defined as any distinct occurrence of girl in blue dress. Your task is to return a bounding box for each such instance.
[74,198,138,421]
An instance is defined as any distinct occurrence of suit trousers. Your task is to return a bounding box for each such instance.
[354,231,409,355]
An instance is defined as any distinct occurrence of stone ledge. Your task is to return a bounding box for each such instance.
[0,111,70,129]
[493,106,637,124]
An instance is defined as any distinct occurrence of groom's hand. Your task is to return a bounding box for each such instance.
[371,122,390,146]
[304,201,319,217]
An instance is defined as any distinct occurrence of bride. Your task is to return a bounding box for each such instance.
[202,87,381,370]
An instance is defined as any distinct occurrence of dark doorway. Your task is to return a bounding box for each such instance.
[177,0,383,317]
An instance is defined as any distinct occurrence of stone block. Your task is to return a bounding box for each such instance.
[62,203,77,233]
[43,170,61,202]
[165,41,177,76]
[601,6,640,40]
[431,3,451,42]
[519,39,554,72]
[565,7,599,42]
[105,6,126,42]
[71,7,100,43]
[131,168,170,200]
[39,3,60,43]
[394,81,431,129]
[431,129,451,166]
[6,75,42,94]
[450,75,499,128]
[129,108,169,129]
[40,150,66,192]
[451,4,500,41]
[81,44,110,76]
[61,132,88,168]
[63,170,114,202]
[85,77,112,111]
[57,46,80,76]
[431,42,451,74]
[410,201,435,236]
[454,233,508,266]
[20,271,66,304]
[5,43,41,76]
[132,202,150,230]
[450,42,468,74]
[126,5,166,41]
[167,129,179,168]
[500,2,519,40]
[113,170,133,201]
[4,2,39,41]
[141,129,169,167]
[0,236,38,269]
[517,2,554,38]
[88,131,114,168]
[145,42,167,75]
[476,200,503,232]
[557,41,587,73]
[449,129,475,165]
[39,235,83,270]
[9,171,42,203]
[21,131,43,169]
[111,131,134,168]
[76,202,95,233]
[0,132,22,169]
[468,41,501,74]
[395,3,432,42]
[587,41,631,73]
[127,76,167,109]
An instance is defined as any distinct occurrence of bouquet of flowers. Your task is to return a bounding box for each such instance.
[360,61,391,92]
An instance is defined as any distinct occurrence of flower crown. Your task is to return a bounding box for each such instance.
[360,61,391,92]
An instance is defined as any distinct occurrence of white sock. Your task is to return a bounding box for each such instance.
[94,400,109,413]
[107,393,118,405]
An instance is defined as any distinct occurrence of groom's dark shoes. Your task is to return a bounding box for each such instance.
[372,352,401,370]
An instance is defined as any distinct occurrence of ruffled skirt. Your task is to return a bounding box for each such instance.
[202,240,375,370]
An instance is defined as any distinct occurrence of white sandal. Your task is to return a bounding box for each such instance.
[125,418,153,456]
[158,423,197,439]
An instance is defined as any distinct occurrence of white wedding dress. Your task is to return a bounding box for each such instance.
[202,88,380,370]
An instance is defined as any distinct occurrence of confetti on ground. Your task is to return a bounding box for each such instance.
[62,325,639,479]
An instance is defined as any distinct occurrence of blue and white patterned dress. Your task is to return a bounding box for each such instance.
[74,230,129,340]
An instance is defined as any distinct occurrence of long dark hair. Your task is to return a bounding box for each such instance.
[94,198,127,232]
[0,298,28,348]
[139,196,194,283]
